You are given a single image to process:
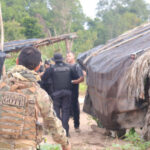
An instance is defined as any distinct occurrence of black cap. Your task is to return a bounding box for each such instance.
[52,53,63,62]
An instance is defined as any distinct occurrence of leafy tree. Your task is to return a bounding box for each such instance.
[128,0,150,21]
[22,16,45,38]
[1,0,29,22]
[70,0,85,32]
[48,0,73,34]
[0,0,150,57]
[91,0,150,45]
[4,21,25,41]
[73,29,97,55]
[48,0,85,34]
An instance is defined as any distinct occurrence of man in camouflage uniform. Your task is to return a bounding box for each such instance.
[0,47,70,150]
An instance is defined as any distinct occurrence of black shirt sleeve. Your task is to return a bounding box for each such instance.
[76,63,83,78]
[41,68,53,95]
[41,68,50,81]
[70,63,83,80]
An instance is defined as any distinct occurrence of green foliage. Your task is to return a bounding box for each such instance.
[92,117,103,128]
[0,0,150,60]
[22,17,45,38]
[4,21,25,41]
[88,0,150,45]
[79,82,87,95]
[39,41,67,60]
[106,128,150,150]
[4,53,19,71]
[48,0,85,34]
[39,144,61,150]
[107,143,133,150]
[124,128,150,150]
[73,30,97,55]
[1,0,29,22]
[70,0,85,32]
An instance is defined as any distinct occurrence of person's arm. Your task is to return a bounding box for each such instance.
[41,68,51,81]
[71,76,84,84]
[71,64,84,84]
[41,68,51,91]
[39,71,44,77]
[36,88,70,150]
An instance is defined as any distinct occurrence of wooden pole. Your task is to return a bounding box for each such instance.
[65,39,70,53]
[0,3,5,76]
[65,39,73,53]
[0,3,4,52]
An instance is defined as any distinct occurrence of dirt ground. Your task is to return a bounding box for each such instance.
[68,98,128,150]
[43,97,129,150]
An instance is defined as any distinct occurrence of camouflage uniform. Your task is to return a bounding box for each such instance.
[0,65,69,150]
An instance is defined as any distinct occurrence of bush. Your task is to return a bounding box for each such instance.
[39,144,61,150]
[107,128,150,150]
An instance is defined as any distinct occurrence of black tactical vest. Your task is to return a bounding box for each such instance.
[52,63,71,91]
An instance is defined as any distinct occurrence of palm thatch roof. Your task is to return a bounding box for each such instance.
[78,23,150,130]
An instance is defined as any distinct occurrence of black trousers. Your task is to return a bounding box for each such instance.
[52,90,71,136]
[71,89,80,129]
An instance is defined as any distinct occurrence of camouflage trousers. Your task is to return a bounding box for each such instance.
[0,148,36,150]
[0,139,36,150]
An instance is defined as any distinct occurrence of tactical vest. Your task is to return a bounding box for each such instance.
[52,63,71,92]
[0,81,38,147]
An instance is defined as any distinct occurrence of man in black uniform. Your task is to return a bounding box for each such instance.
[66,52,84,132]
[42,53,77,136]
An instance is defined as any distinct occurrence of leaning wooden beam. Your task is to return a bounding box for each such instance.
[35,33,77,48]
[4,33,77,53]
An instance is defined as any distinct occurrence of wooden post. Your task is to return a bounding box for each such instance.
[65,39,70,53]
[0,3,5,76]
[65,39,73,53]
[0,3,4,52]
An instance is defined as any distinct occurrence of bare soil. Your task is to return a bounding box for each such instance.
[43,97,129,150]
[69,101,128,150]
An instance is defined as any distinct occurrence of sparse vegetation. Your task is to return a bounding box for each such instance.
[5,52,19,71]
[106,128,150,150]
[79,81,87,95]
[39,144,61,150]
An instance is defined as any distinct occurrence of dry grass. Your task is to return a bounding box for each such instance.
[119,49,150,99]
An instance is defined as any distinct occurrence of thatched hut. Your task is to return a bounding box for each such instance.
[78,23,150,138]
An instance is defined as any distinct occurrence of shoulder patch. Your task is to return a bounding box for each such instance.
[0,92,27,107]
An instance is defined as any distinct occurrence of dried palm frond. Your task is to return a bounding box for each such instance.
[126,49,150,99]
